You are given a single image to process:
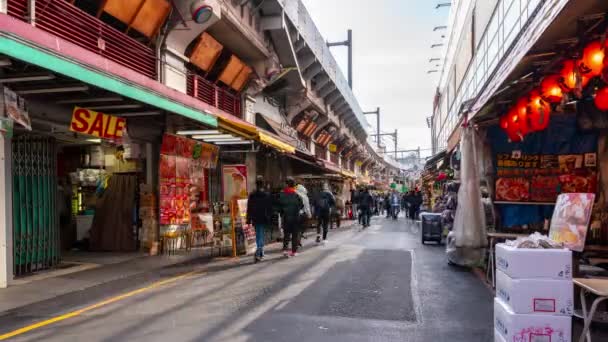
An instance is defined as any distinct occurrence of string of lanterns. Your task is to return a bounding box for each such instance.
[500,38,608,142]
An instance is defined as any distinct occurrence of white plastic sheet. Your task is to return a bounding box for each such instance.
[447,126,487,266]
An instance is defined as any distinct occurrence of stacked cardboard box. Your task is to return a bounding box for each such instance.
[494,244,573,342]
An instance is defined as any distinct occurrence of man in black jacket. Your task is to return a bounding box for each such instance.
[247,176,272,262]
[358,187,374,227]
[278,177,304,257]
[315,183,336,244]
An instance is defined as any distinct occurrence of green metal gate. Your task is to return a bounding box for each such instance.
[12,135,59,276]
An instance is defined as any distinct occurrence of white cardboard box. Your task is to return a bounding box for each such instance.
[494,297,571,342]
[496,270,573,316]
[495,243,572,279]
[494,329,506,342]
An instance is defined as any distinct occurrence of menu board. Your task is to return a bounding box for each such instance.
[159,134,219,225]
[237,199,256,255]
[549,193,595,252]
[495,152,597,203]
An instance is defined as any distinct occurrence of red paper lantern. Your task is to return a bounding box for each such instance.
[505,107,525,142]
[595,86,608,111]
[528,90,551,131]
[560,59,589,91]
[580,40,605,77]
[500,115,509,130]
[540,75,563,103]
[515,97,530,134]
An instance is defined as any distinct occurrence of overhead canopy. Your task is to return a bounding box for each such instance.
[0,19,218,127]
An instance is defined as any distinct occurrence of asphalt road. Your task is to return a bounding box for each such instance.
[0,216,494,342]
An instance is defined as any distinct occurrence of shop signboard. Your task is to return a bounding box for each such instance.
[70,106,126,139]
[222,164,248,203]
[159,134,219,225]
[1,86,31,130]
[494,152,597,203]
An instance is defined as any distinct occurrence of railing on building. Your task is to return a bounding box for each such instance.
[187,73,242,118]
[314,143,326,160]
[437,0,543,145]
[330,152,339,165]
[7,0,157,79]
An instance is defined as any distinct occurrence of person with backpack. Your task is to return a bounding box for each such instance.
[358,187,374,228]
[316,183,336,244]
[278,177,304,257]
[246,176,272,262]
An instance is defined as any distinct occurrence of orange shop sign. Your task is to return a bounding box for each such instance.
[69,106,126,139]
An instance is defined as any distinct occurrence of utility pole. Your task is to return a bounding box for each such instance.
[363,107,380,147]
[327,29,353,89]
[394,129,398,159]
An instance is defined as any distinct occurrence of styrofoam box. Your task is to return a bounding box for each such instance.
[496,270,573,316]
[494,329,506,342]
[494,298,571,342]
[495,243,572,279]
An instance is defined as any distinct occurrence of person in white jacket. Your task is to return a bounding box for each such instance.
[295,183,312,245]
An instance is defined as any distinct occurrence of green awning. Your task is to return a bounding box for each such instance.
[0,36,217,127]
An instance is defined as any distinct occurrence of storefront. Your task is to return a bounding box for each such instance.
[7,97,180,276]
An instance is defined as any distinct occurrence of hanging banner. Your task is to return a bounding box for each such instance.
[2,86,31,130]
[70,106,126,139]
[222,164,248,203]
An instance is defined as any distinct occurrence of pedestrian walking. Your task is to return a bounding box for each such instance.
[358,187,374,227]
[278,177,304,257]
[295,183,312,245]
[247,176,272,262]
[315,183,335,243]
[352,188,361,224]
[332,191,344,229]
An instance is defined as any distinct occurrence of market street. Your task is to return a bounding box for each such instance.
[0,217,493,342]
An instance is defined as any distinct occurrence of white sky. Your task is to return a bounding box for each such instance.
[302,0,448,158]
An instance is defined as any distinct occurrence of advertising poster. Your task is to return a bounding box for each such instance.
[549,193,595,252]
[3,87,31,130]
[237,198,256,255]
[159,134,219,225]
[495,152,597,203]
[222,165,248,203]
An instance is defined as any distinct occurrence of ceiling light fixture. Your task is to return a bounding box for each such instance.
[191,134,235,140]
[86,138,102,143]
[0,74,55,83]
[214,141,253,145]
[115,111,162,117]
[17,85,89,95]
[177,130,221,135]
[201,138,244,142]
[56,97,123,104]
[88,104,143,110]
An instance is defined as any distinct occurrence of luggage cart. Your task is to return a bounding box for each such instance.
[421,212,443,244]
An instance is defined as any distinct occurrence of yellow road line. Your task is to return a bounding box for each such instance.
[0,271,202,340]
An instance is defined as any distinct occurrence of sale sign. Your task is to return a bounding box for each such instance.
[70,106,126,139]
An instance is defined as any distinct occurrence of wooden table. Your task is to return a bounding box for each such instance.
[486,232,528,288]
[574,278,608,342]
